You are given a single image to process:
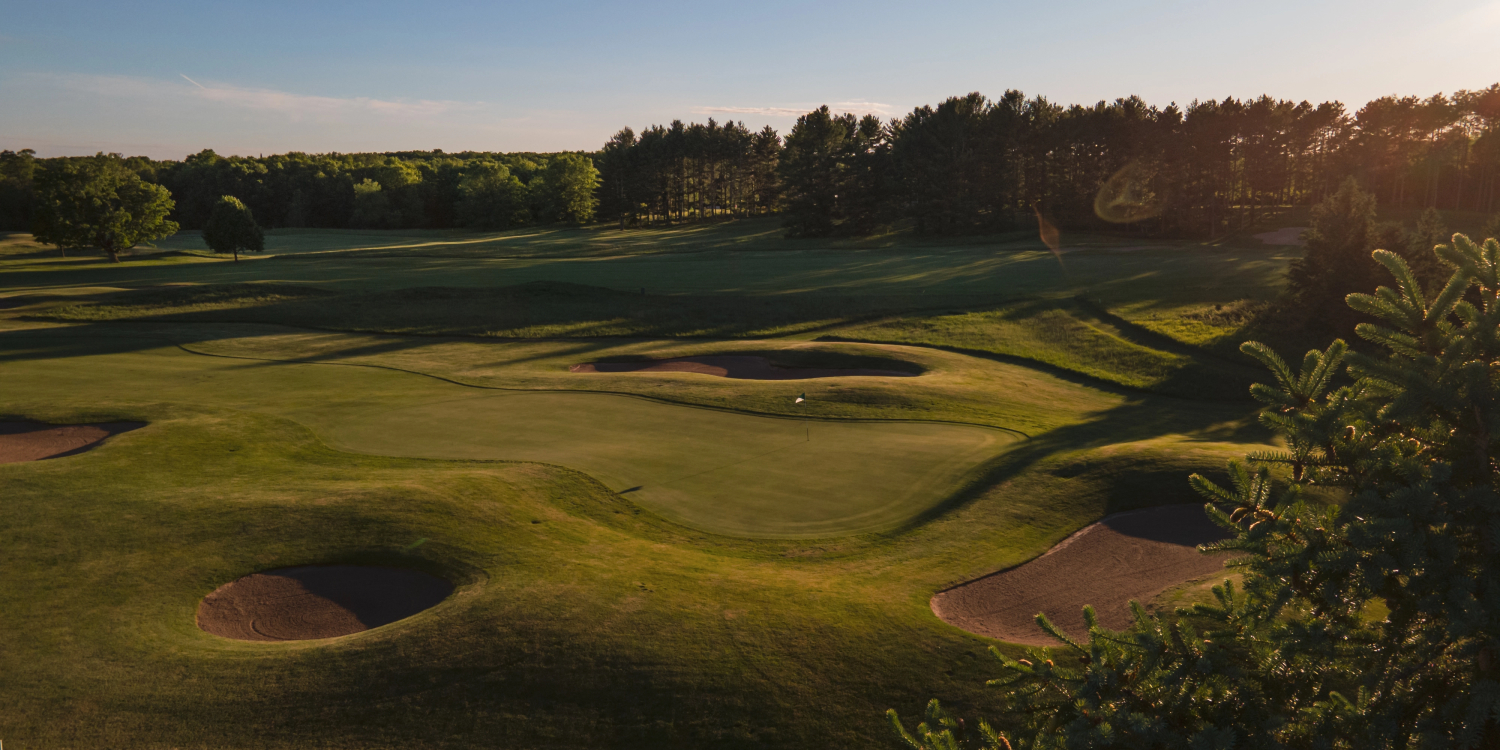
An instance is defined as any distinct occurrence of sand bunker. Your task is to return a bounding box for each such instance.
[1253,227,1309,246]
[0,421,145,464]
[570,355,916,380]
[197,565,453,641]
[931,505,1232,646]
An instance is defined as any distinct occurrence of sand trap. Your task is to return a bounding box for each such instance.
[931,505,1232,646]
[1253,227,1309,246]
[0,421,145,464]
[570,355,916,380]
[197,565,453,641]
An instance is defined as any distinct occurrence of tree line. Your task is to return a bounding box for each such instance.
[3,84,1499,248]
[0,148,600,235]
[597,85,1500,238]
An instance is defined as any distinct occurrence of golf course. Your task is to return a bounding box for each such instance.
[0,221,1285,747]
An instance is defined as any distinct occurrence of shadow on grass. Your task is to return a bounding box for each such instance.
[19,280,1267,401]
[887,389,1264,537]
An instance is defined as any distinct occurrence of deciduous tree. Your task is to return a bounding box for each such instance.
[533,153,599,224]
[201,195,264,262]
[32,153,177,262]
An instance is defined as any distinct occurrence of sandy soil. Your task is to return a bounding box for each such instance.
[930,505,1232,646]
[570,355,916,380]
[1253,227,1309,246]
[198,565,452,641]
[0,421,145,464]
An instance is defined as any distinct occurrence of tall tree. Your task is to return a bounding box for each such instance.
[893,234,1500,749]
[1286,178,1384,334]
[0,149,37,232]
[201,195,264,262]
[348,179,393,229]
[780,106,853,237]
[1403,206,1449,290]
[456,163,530,228]
[31,153,178,261]
[533,153,600,224]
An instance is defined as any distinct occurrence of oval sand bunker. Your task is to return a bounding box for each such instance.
[0,421,144,464]
[931,505,1232,646]
[570,355,916,380]
[198,565,453,641]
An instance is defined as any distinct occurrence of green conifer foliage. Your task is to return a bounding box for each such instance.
[201,195,264,262]
[894,234,1500,749]
[1286,178,1382,334]
[1403,207,1450,291]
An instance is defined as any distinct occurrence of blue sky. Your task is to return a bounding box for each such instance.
[3,0,1498,159]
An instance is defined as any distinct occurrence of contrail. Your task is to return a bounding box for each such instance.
[180,74,208,90]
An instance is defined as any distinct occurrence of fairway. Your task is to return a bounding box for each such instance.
[0,332,1018,538]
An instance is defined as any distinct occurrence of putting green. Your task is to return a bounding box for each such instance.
[327,391,1013,537]
[1,332,1019,537]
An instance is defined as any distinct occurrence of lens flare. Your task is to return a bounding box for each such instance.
[1094,162,1161,223]
[1033,203,1060,252]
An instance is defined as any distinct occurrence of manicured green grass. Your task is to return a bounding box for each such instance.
[0,220,1288,748]
[1,223,1294,300]
[829,297,1261,399]
[0,332,1017,538]
[0,328,1263,748]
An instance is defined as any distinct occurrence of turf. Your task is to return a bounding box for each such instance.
[0,220,1291,748]
[0,331,1017,537]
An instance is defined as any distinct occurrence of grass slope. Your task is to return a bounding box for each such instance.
[0,374,1261,749]
[0,331,1018,537]
[0,221,1289,748]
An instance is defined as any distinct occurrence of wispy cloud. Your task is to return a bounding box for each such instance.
[49,72,471,121]
[179,75,467,119]
[693,101,898,118]
[694,106,808,116]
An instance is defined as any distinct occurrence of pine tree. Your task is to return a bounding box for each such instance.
[1403,206,1449,290]
[893,234,1500,749]
[780,106,850,237]
[1286,178,1383,335]
[1482,212,1500,244]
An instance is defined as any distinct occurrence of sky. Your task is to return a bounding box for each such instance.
[2,0,1499,160]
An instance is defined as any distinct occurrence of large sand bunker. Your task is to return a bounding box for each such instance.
[197,565,453,641]
[931,505,1232,646]
[0,420,144,464]
[570,355,916,380]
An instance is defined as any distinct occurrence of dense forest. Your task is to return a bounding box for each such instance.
[2,84,1498,240]
[0,149,600,232]
[596,86,1500,237]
